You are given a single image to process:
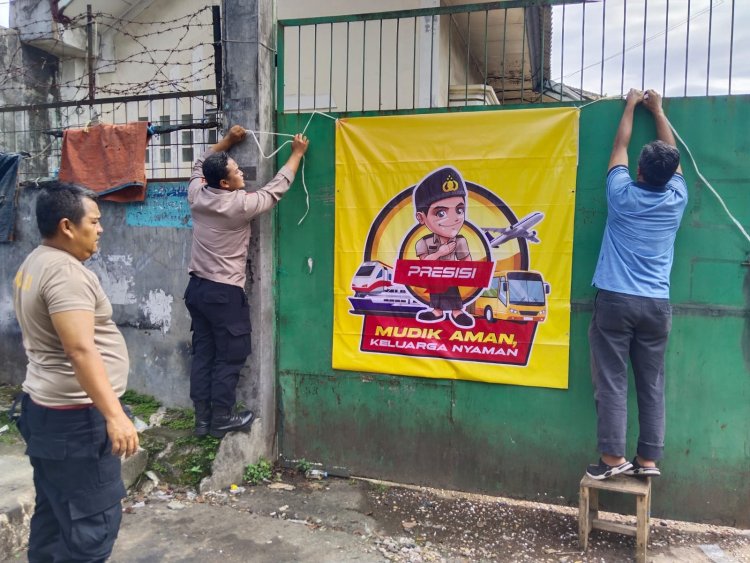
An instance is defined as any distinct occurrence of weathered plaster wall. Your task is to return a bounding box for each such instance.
[0,183,196,407]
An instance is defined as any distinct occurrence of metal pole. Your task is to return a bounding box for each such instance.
[661,0,669,96]
[212,5,223,109]
[560,3,565,101]
[600,0,605,96]
[684,0,691,97]
[620,1,626,96]
[520,7,526,102]
[87,4,95,102]
[729,0,735,95]
[641,0,647,91]
[580,1,586,96]
[465,11,471,106]
[706,0,713,96]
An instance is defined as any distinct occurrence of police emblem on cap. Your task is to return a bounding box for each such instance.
[413,166,467,211]
[442,175,459,192]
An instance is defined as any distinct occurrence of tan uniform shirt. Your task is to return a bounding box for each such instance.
[14,246,129,406]
[188,150,295,288]
[415,234,471,261]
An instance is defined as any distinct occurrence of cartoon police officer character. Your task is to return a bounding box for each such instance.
[413,166,475,329]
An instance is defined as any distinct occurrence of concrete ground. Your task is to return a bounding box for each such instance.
[0,441,34,558]
[3,450,750,563]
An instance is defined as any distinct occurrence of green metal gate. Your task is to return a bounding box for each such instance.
[273,3,750,525]
[275,96,750,526]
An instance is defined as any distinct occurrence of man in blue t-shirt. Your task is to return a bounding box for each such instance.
[586,89,688,480]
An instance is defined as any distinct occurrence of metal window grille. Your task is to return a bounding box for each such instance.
[0,90,218,183]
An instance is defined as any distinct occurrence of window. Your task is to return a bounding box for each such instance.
[159,115,171,145]
[180,113,194,162]
[181,113,193,145]
[139,117,150,163]
[159,115,171,163]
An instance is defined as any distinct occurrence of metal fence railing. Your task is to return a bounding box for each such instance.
[277,0,747,114]
[554,0,744,99]
[0,90,219,183]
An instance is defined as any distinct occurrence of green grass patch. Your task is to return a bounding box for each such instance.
[161,408,195,430]
[0,411,22,445]
[371,482,390,494]
[244,458,273,485]
[0,384,22,406]
[141,430,221,488]
[295,458,312,473]
[120,390,161,420]
[172,435,221,487]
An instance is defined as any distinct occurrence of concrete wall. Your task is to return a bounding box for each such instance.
[0,179,277,412]
[0,0,280,426]
[0,182,195,407]
[278,0,485,112]
[1,4,219,394]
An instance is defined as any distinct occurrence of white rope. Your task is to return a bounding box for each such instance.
[576,97,750,246]
[245,110,337,225]
[246,105,748,245]
[667,118,750,245]
[575,95,622,109]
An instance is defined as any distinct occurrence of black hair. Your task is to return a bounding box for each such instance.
[36,182,98,238]
[203,151,230,188]
[638,140,680,187]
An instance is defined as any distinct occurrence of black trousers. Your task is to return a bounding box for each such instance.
[184,275,252,409]
[18,395,126,563]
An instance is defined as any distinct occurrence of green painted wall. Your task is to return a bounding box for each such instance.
[275,97,750,526]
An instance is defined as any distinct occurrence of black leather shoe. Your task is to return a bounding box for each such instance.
[450,312,475,328]
[209,407,254,438]
[416,309,444,323]
[193,401,211,437]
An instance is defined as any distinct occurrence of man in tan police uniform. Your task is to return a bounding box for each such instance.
[185,125,309,437]
[14,182,138,562]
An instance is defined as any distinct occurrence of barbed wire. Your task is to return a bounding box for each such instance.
[92,6,212,29]
[0,3,220,185]
[0,6,216,99]
[3,7,211,34]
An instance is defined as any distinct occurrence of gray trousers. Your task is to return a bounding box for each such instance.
[588,289,672,460]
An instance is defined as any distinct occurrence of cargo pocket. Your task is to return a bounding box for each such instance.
[225,321,252,363]
[68,481,126,520]
[67,481,125,559]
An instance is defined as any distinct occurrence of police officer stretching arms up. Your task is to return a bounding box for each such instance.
[185,126,309,438]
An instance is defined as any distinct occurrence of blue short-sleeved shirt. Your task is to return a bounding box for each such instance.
[592,165,688,299]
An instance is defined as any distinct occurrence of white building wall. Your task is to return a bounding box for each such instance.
[278,0,488,112]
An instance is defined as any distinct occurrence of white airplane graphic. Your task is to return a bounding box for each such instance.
[483,212,544,247]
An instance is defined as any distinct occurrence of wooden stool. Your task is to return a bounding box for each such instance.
[579,474,652,563]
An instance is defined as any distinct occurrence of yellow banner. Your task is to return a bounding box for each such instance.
[332,108,578,389]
